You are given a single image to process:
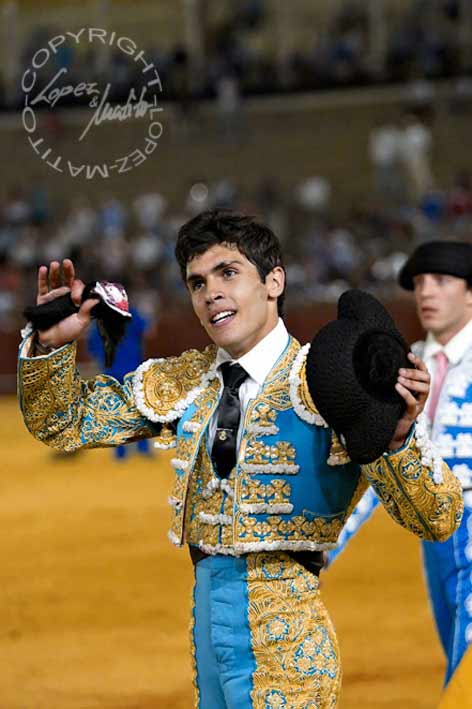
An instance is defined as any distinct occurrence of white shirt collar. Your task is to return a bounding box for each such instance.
[215,318,290,386]
[423,317,472,365]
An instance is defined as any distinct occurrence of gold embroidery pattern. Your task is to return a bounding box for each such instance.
[257,385,293,412]
[221,484,236,546]
[299,358,321,416]
[169,379,221,544]
[19,342,154,452]
[238,515,342,546]
[252,403,278,426]
[247,552,341,708]
[240,478,292,505]
[185,444,225,548]
[184,438,238,549]
[244,441,298,468]
[171,472,188,507]
[362,438,463,542]
[182,341,304,552]
[175,436,196,462]
[254,339,301,413]
[189,581,200,709]
[139,346,217,419]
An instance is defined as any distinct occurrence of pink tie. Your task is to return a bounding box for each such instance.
[427,350,449,422]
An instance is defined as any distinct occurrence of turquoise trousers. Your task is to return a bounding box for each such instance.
[190,551,341,708]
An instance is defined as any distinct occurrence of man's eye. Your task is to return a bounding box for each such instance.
[192,281,204,292]
[223,268,236,278]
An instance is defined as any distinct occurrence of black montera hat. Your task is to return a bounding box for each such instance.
[306,290,412,464]
[398,240,472,291]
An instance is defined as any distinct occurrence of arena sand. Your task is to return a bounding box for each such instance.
[1,397,443,708]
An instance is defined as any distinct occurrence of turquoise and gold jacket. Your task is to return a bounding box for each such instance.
[18,334,463,555]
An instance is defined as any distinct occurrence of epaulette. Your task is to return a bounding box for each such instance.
[133,345,218,423]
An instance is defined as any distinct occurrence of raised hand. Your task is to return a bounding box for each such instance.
[388,352,431,450]
[35,259,99,348]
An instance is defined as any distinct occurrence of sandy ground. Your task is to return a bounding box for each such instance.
[1,396,444,708]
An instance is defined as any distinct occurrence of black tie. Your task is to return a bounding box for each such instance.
[211,362,249,479]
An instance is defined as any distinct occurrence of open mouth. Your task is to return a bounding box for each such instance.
[209,310,237,328]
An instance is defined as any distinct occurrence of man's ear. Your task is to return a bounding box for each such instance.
[266,266,285,300]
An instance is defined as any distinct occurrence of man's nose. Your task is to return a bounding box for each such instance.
[205,288,224,304]
[419,278,436,296]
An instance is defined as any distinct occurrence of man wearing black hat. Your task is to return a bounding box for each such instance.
[328,240,472,694]
[17,212,463,708]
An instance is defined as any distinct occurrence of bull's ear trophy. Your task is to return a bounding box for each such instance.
[23,280,132,367]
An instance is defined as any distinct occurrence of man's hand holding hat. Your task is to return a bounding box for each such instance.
[306,289,431,463]
[389,351,430,451]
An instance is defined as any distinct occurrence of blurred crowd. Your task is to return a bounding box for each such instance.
[1,0,470,110]
[1,114,471,329]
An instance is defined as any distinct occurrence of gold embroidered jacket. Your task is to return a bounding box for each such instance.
[17,335,463,555]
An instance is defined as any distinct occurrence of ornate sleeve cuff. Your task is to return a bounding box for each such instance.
[19,333,74,361]
[362,427,463,542]
[384,415,443,484]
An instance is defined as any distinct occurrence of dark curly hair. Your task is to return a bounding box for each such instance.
[175,209,286,316]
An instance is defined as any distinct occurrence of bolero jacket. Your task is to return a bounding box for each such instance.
[18,334,463,554]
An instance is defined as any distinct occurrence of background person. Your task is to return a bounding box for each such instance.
[88,302,153,460]
[328,240,472,697]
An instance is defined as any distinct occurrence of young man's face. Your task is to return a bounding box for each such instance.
[413,272,472,344]
[186,243,285,358]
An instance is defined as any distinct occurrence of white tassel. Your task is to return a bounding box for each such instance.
[202,477,221,499]
[167,530,182,547]
[182,420,201,433]
[234,539,335,553]
[198,541,237,556]
[154,439,177,450]
[415,413,444,484]
[20,321,34,340]
[247,424,279,436]
[220,479,234,498]
[171,458,189,471]
[240,462,300,474]
[199,512,232,526]
[239,502,294,514]
[195,539,336,556]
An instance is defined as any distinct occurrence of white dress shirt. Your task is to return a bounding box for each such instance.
[208,318,290,449]
[422,317,472,399]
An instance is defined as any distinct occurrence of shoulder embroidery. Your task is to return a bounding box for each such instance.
[289,343,328,427]
[133,345,218,423]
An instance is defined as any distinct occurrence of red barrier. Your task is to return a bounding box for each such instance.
[3,300,423,394]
